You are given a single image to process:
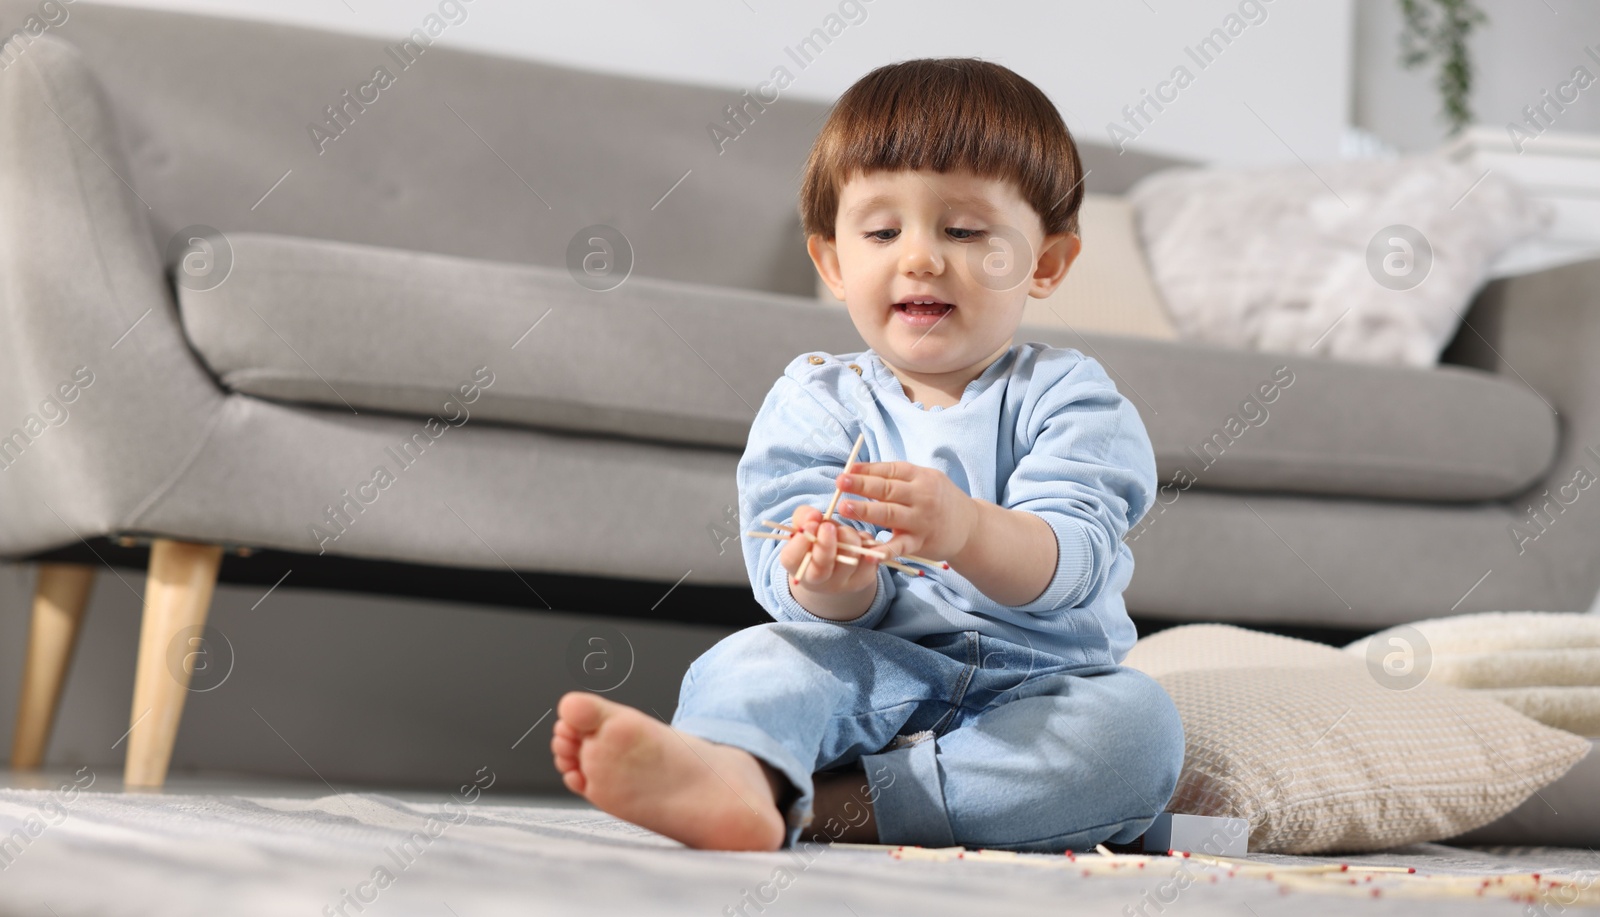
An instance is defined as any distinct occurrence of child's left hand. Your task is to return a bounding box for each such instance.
[833,461,978,564]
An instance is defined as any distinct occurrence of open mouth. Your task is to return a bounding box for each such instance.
[893,300,954,326]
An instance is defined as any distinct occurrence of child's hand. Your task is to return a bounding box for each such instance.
[781,504,882,594]
[833,461,978,563]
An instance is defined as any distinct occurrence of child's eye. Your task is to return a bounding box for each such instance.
[863,228,986,243]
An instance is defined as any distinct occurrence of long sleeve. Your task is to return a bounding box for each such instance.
[737,373,896,628]
[999,355,1156,614]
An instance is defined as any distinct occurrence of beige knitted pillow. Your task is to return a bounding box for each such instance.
[814,193,1179,341]
[1124,624,1592,854]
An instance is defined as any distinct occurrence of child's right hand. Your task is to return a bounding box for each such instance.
[781,504,881,595]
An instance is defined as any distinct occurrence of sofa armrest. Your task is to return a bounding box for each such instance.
[0,34,223,558]
[1442,259,1600,454]
[1441,258,1600,605]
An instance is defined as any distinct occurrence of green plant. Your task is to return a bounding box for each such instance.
[1397,0,1488,136]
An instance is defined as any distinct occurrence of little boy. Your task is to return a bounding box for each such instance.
[551,57,1185,853]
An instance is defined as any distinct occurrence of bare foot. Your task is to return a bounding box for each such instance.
[550,691,790,851]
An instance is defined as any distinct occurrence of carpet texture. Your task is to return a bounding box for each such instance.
[0,787,1596,915]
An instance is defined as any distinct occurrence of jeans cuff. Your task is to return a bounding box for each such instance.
[859,731,956,848]
[670,715,815,849]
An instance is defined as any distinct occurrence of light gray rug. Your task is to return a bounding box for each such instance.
[0,787,1595,916]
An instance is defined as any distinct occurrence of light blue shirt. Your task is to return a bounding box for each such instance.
[737,342,1158,668]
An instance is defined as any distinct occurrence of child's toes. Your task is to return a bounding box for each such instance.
[557,691,606,735]
[551,733,579,760]
[560,766,586,794]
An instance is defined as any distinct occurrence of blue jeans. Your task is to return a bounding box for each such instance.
[671,621,1185,852]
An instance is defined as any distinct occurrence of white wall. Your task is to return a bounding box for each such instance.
[78,0,1355,167]
[1355,0,1600,153]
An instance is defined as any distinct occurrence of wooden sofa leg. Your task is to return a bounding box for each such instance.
[11,564,96,770]
[124,539,223,789]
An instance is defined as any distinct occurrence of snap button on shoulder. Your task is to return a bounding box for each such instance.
[848,363,862,375]
[807,355,825,365]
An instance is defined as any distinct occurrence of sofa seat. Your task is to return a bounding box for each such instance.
[178,233,1559,503]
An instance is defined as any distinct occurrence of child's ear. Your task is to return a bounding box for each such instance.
[1028,231,1081,299]
[807,233,847,301]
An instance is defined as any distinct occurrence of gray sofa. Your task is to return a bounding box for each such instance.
[3,2,1597,788]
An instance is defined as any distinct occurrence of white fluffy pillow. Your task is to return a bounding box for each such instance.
[1128,154,1551,367]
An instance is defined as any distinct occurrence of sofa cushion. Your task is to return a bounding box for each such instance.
[175,233,1559,502]
[177,233,868,453]
[1106,332,1558,501]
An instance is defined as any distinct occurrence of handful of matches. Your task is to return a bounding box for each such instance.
[744,433,952,585]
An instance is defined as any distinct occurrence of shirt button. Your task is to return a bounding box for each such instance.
[848,363,862,375]
[807,355,825,365]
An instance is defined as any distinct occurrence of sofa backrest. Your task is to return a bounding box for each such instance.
[0,1,1193,296]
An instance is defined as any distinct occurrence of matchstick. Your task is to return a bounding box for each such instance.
[751,527,924,574]
[795,432,867,584]
[821,431,865,520]
[763,519,949,571]
[760,521,888,559]
[892,844,1583,903]
[745,530,860,565]
[768,529,885,561]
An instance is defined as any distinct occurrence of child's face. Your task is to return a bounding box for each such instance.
[808,167,1080,380]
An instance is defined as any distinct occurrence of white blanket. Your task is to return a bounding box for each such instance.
[1346,611,1600,736]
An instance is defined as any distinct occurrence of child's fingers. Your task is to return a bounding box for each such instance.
[838,497,900,528]
[854,530,890,560]
[778,515,811,563]
[874,533,918,564]
[809,520,839,581]
[833,522,876,559]
[836,472,906,505]
[827,524,875,589]
[784,516,885,593]
[778,524,807,573]
[841,527,887,566]
[842,544,879,589]
[832,521,875,553]
[790,521,822,585]
[833,524,860,550]
[780,514,825,575]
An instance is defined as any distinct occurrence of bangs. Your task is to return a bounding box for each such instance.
[799,58,1084,240]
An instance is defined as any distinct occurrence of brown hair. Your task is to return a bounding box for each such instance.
[798,58,1085,241]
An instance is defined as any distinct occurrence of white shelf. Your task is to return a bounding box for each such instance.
[1441,126,1600,278]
